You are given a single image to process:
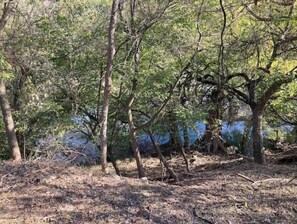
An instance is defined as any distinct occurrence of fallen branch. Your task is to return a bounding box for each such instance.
[238,154,254,162]
[238,173,255,183]
[196,157,244,172]
[288,175,296,184]
[0,173,10,186]
[193,208,213,224]
[238,173,296,189]
[219,157,244,165]
[252,177,296,188]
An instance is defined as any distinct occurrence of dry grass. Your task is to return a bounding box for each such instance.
[0,147,297,224]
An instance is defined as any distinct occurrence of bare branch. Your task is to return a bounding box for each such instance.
[269,105,297,125]
[241,0,296,22]
[258,69,296,106]
[271,0,295,7]
[0,1,17,33]
[136,49,199,131]
[226,73,250,82]
[241,1,274,21]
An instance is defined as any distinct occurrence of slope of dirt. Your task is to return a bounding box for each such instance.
[0,149,297,224]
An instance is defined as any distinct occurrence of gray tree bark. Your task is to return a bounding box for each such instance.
[251,106,265,164]
[148,131,179,182]
[100,0,119,173]
[127,101,145,178]
[0,0,21,162]
[0,81,21,162]
[126,78,145,178]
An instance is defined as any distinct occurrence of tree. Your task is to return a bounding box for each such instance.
[0,0,21,162]
[227,0,297,163]
[268,80,297,143]
[112,0,203,177]
[100,0,119,173]
[196,0,297,163]
[0,0,111,161]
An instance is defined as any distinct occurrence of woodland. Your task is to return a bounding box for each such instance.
[0,0,297,223]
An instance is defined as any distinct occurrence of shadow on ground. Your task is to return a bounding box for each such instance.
[0,150,297,223]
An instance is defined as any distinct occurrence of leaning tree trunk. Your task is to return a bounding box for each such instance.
[100,0,119,173]
[251,106,265,164]
[182,123,190,150]
[0,81,21,162]
[12,66,30,157]
[107,148,121,176]
[173,130,190,172]
[148,131,179,182]
[127,96,145,178]
[0,0,21,162]
[169,114,190,172]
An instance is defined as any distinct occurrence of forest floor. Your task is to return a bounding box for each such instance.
[0,145,297,224]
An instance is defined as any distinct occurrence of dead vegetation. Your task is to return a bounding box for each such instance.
[0,146,297,224]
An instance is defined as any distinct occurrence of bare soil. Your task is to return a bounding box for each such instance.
[0,146,297,224]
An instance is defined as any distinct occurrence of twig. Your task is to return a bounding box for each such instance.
[288,175,296,184]
[238,173,255,183]
[238,154,254,162]
[219,157,244,165]
[193,208,213,224]
[252,177,295,188]
[0,173,10,186]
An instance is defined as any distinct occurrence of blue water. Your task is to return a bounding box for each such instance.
[139,121,246,147]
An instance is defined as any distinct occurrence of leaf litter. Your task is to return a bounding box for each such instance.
[0,146,297,224]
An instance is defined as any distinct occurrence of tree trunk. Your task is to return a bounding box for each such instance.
[293,125,297,144]
[203,89,226,153]
[204,113,225,153]
[127,99,145,178]
[107,148,121,176]
[183,124,190,150]
[173,131,190,172]
[12,66,30,157]
[169,114,190,172]
[0,80,21,162]
[240,119,252,154]
[148,132,179,182]
[251,106,265,164]
[100,0,119,173]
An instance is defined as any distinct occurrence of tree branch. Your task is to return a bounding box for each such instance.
[136,50,199,131]
[243,0,297,21]
[226,73,250,82]
[258,68,297,106]
[0,1,19,34]
[269,105,297,125]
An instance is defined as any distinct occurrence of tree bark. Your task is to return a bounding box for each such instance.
[0,80,21,162]
[288,125,297,143]
[173,130,190,172]
[169,114,190,172]
[202,89,226,153]
[107,148,121,176]
[127,95,145,178]
[240,119,252,154]
[100,0,119,173]
[0,0,21,162]
[183,124,190,150]
[148,131,179,182]
[12,66,30,157]
[251,106,265,164]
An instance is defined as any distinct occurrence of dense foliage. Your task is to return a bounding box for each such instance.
[0,0,296,169]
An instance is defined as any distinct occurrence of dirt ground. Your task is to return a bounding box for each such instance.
[0,146,297,224]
